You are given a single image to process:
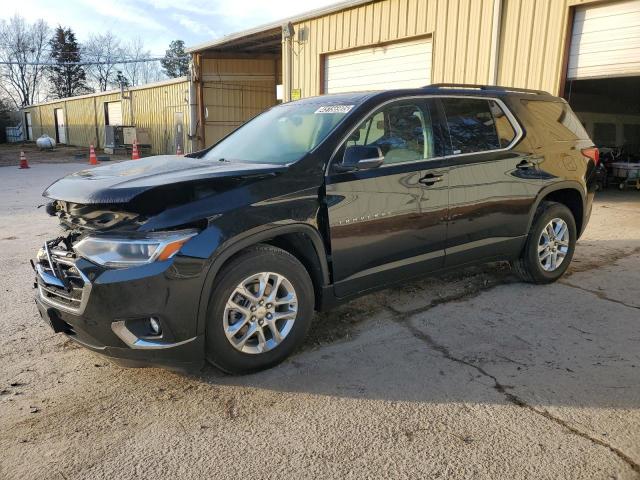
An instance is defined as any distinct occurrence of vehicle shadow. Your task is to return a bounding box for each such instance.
[191,235,640,410]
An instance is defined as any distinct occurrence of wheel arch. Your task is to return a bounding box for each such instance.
[195,224,330,336]
[528,182,586,237]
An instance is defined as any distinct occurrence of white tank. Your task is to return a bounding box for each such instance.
[36,134,56,150]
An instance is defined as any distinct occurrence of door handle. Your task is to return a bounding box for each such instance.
[516,160,536,170]
[419,173,444,186]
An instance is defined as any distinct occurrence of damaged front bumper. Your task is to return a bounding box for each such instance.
[33,238,206,371]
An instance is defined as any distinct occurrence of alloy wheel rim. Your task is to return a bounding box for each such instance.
[223,272,298,354]
[538,218,570,272]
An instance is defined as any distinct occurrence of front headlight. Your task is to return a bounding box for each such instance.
[73,230,198,267]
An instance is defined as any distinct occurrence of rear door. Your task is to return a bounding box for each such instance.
[438,96,541,265]
[106,101,122,126]
[54,108,66,144]
[24,112,32,140]
[325,98,449,297]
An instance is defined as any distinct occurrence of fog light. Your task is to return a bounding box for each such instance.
[149,317,162,336]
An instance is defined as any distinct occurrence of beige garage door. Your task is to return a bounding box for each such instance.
[106,101,122,125]
[324,38,432,93]
[568,0,640,79]
[54,108,66,144]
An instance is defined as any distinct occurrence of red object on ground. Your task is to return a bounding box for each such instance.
[89,144,99,165]
[176,145,182,156]
[132,139,140,160]
[19,150,30,169]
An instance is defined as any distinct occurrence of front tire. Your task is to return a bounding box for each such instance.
[511,202,577,284]
[205,245,314,374]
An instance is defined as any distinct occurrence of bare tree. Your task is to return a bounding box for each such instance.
[121,37,164,86]
[0,15,50,108]
[82,32,122,91]
[121,37,145,86]
[139,60,164,85]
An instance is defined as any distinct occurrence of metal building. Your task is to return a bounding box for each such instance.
[188,0,640,156]
[21,77,190,155]
[16,0,640,157]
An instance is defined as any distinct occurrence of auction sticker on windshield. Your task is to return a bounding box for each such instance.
[315,105,354,114]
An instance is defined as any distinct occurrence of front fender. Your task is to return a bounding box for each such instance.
[193,222,330,336]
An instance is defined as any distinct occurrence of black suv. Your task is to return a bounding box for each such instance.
[34,85,597,374]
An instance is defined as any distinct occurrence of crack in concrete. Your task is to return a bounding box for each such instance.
[385,302,640,475]
[560,281,640,311]
[567,325,592,335]
[566,246,640,277]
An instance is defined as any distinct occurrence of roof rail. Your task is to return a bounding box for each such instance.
[426,83,548,96]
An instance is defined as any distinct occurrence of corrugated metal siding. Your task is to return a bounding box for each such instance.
[496,0,610,94]
[30,101,63,141]
[65,97,100,146]
[291,0,496,98]
[20,79,190,155]
[127,81,190,154]
[288,0,612,98]
[497,0,572,94]
[201,58,277,145]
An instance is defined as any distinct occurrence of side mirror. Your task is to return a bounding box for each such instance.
[335,146,384,172]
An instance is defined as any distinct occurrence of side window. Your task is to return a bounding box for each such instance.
[441,98,503,154]
[346,102,436,165]
[489,100,517,147]
[347,111,385,147]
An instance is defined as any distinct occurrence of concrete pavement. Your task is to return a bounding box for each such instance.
[0,163,638,479]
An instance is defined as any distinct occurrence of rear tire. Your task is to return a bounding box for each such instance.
[511,202,577,284]
[205,245,314,374]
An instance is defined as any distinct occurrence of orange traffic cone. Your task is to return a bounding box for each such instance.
[131,139,140,160]
[176,145,182,156]
[88,144,99,165]
[19,150,30,169]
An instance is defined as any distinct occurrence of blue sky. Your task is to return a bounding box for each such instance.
[4,0,339,54]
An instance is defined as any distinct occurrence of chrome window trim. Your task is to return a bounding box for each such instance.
[438,95,523,158]
[325,94,523,176]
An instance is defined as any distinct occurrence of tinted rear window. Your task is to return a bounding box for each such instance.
[521,100,589,141]
[441,98,517,154]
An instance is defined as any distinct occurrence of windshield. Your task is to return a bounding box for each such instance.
[201,102,353,164]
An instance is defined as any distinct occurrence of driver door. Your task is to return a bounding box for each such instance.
[325,99,449,297]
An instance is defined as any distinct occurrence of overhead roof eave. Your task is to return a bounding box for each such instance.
[186,0,375,54]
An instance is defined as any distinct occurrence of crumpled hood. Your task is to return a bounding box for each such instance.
[43,155,287,204]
